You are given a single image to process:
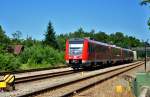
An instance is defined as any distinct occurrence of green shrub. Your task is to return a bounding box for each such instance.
[19,44,65,68]
[0,53,20,71]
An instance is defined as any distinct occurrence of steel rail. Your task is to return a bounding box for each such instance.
[0,69,78,84]
[14,70,78,83]
[16,61,143,97]
[0,66,68,75]
[62,62,144,97]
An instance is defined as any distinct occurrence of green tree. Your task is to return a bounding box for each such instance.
[57,34,68,50]
[44,21,58,49]
[69,28,85,38]
[94,31,109,43]
[109,32,124,46]
[141,0,150,29]
[108,32,143,48]
[89,29,95,38]
[12,31,22,40]
[141,0,150,5]
[148,18,150,28]
[0,25,10,50]
[23,35,34,47]
[57,28,145,50]
[12,30,22,44]
[114,32,124,46]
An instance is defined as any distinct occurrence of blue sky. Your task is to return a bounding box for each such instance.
[0,0,149,41]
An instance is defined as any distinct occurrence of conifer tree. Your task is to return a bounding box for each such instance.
[44,21,58,49]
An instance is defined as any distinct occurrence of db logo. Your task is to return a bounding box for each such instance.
[73,56,77,59]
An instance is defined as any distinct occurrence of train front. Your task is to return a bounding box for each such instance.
[65,38,88,70]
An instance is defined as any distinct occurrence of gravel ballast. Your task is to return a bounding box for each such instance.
[73,61,150,97]
[0,62,145,97]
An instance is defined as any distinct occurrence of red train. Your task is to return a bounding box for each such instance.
[65,38,134,70]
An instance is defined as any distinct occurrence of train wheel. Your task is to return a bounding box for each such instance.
[73,67,79,71]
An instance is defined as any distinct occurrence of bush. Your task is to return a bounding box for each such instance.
[0,53,20,71]
[19,44,65,68]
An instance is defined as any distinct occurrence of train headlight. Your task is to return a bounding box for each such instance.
[66,60,69,63]
[82,60,86,63]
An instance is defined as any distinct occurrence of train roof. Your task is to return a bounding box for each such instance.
[87,38,120,48]
[68,38,133,51]
[69,38,84,42]
[87,38,133,51]
[88,39,110,47]
[122,48,133,52]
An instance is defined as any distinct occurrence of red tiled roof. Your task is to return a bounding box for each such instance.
[14,45,24,55]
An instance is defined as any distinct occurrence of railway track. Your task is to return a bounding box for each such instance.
[0,66,68,75]
[0,67,73,83]
[0,61,143,97]
[32,61,144,97]
[15,70,78,83]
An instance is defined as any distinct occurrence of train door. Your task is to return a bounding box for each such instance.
[90,42,96,67]
[108,46,111,64]
[121,48,123,63]
[94,43,96,66]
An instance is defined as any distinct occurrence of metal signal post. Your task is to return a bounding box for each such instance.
[145,42,147,72]
[144,39,149,72]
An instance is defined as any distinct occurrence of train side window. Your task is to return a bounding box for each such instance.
[89,43,92,53]
[91,44,93,53]
[98,45,100,52]
[90,43,93,53]
[89,44,91,53]
[91,44,92,53]
[92,44,94,53]
[99,45,103,52]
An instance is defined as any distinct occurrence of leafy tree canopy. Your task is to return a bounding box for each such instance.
[0,25,10,49]
[141,0,150,29]
[141,0,150,5]
[12,31,22,44]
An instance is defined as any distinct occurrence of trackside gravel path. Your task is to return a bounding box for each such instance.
[73,61,150,97]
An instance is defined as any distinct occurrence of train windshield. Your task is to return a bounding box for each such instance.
[69,40,83,55]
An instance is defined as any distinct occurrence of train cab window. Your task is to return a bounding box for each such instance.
[69,47,83,55]
[69,40,83,55]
